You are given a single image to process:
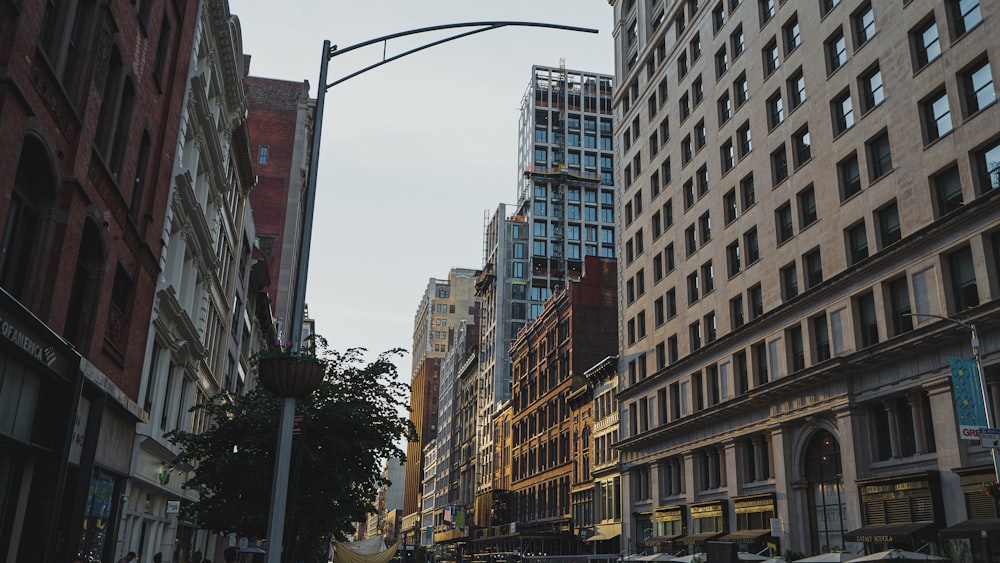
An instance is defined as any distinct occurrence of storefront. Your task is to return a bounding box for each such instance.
[845,471,942,551]
[682,501,727,551]
[940,465,1000,563]
[644,505,686,554]
[0,288,82,561]
[719,493,779,555]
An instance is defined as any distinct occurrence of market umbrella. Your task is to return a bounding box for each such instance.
[850,550,942,562]
[797,553,861,563]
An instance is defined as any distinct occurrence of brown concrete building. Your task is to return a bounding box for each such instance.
[0,0,197,560]
[610,0,1000,559]
[507,256,617,555]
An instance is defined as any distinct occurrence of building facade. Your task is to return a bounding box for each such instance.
[610,0,1000,559]
[0,0,198,560]
[505,256,618,555]
[124,1,259,560]
[244,68,315,339]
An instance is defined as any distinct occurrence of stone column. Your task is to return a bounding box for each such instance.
[723,439,740,496]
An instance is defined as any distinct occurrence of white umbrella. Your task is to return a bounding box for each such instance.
[797,554,860,563]
[850,550,942,562]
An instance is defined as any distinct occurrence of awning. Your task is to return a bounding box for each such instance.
[844,522,936,543]
[718,529,772,543]
[682,531,723,545]
[585,532,621,542]
[641,534,685,546]
[939,519,1000,537]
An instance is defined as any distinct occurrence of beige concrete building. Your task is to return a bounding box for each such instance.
[610,0,1000,559]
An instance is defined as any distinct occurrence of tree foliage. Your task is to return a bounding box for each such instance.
[168,347,417,562]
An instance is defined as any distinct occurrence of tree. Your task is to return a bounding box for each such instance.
[168,347,417,562]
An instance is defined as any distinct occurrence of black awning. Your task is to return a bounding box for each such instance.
[717,529,772,543]
[585,532,621,543]
[641,534,685,546]
[940,519,1000,538]
[682,532,723,545]
[844,522,936,543]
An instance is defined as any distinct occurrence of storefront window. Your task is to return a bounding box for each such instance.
[78,467,121,560]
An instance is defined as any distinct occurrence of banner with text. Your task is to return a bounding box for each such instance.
[952,357,987,440]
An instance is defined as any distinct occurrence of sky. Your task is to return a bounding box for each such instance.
[230,1,616,377]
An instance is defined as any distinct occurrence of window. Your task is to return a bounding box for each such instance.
[783,15,801,55]
[701,261,715,294]
[845,221,869,265]
[887,276,913,335]
[684,179,695,209]
[721,139,735,173]
[866,131,893,180]
[668,335,679,363]
[793,127,811,168]
[839,153,862,200]
[961,59,995,116]
[860,64,885,112]
[724,189,739,224]
[678,52,689,79]
[659,78,670,105]
[922,90,953,143]
[716,47,730,78]
[767,91,784,129]
[695,121,707,150]
[949,0,982,37]
[664,199,674,227]
[852,3,876,47]
[820,0,841,16]
[776,202,794,243]
[826,29,848,74]
[659,117,670,143]
[666,242,676,272]
[778,262,798,302]
[690,320,702,351]
[812,314,831,362]
[682,136,693,164]
[705,311,718,342]
[974,140,1000,192]
[857,291,879,348]
[741,174,756,210]
[666,288,677,318]
[748,284,764,320]
[759,0,775,25]
[744,227,760,264]
[654,297,665,326]
[763,39,780,77]
[727,241,742,276]
[713,2,726,32]
[912,19,941,69]
[798,185,817,227]
[737,121,752,157]
[731,25,746,58]
[788,68,806,108]
[949,245,979,310]
[771,144,788,185]
[876,201,901,248]
[734,72,749,107]
[39,0,98,100]
[804,247,823,289]
[933,165,964,216]
[693,76,705,106]
[699,212,712,243]
[94,47,136,175]
[688,272,700,304]
[690,33,702,61]
[731,295,745,329]
[832,90,854,134]
[788,325,805,371]
[718,93,732,124]
[686,225,697,256]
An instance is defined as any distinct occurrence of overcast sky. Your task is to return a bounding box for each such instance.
[230,1,615,376]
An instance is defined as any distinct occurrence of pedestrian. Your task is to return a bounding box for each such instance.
[154,554,163,563]
[224,547,238,563]
[118,553,137,563]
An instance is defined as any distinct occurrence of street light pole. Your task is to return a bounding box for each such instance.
[906,312,998,481]
[269,22,598,563]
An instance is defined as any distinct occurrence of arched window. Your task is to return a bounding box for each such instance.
[1,138,54,301]
[804,430,847,553]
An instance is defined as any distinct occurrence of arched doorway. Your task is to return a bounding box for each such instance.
[804,430,847,554]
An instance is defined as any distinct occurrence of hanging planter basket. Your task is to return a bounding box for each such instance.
[980,481,1000,499]
[257,356,326,397]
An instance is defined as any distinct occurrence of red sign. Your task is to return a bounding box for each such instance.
[293,415,303,435]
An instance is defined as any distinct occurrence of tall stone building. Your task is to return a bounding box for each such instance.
[404,269,479,543]
[0,0,197,560]
[610,0,1000,559]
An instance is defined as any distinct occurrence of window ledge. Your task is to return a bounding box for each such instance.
[922,128,955,150]
[962,99,997,124]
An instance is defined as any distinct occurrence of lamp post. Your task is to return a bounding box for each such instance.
[268,22,599,563]
[905,312,998,481]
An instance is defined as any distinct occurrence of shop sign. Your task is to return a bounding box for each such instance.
[70,396,90,465]
[0,317,57,366]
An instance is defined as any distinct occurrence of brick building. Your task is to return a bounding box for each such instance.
[0,0,198,560]
[244,68,315,336]
[506,256,617,555]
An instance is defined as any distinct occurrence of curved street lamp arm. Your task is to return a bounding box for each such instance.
[325,21,599,90]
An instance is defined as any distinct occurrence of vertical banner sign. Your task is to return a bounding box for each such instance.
[951,357,987,440]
